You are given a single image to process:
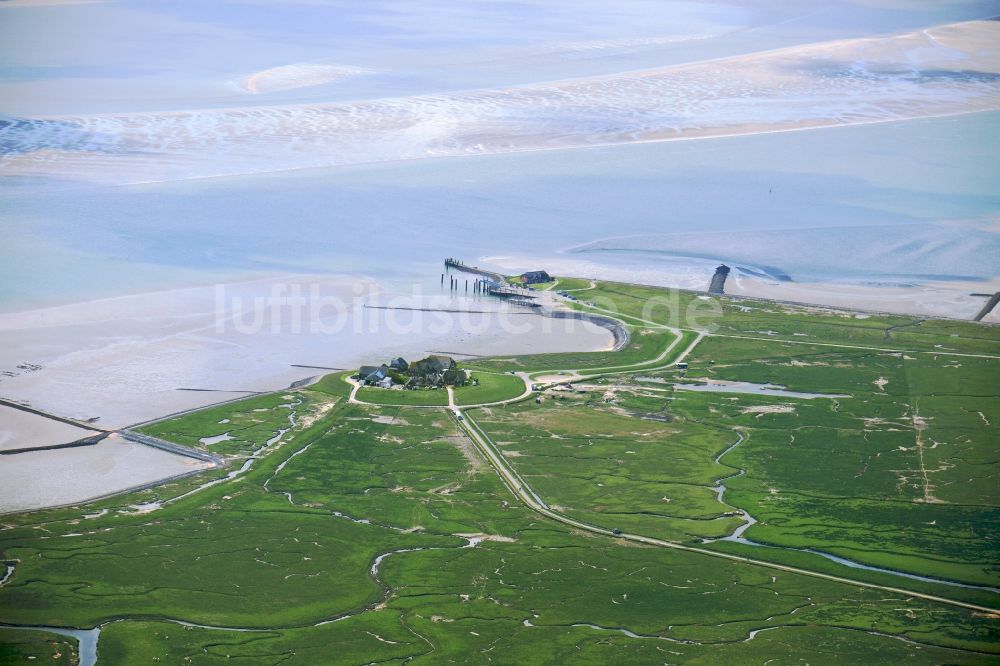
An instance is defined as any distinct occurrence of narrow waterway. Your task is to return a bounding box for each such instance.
[132,398,303,513]
[704,431,758,541]
[0,533,493,662]
[0,624,99,666]
[0,562,14,588]
[706,430,999,594]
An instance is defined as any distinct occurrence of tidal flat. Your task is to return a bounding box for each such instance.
[0,281,995,663]
[0,3,998,658]
[0,434,211,514]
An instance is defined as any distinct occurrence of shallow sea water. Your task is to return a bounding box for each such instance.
[0,0,997,466]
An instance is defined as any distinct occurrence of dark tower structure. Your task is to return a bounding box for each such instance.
[709,265,731,295]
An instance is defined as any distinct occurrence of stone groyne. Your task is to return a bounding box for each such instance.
[973,292,1000,322]
[120,430,224,466]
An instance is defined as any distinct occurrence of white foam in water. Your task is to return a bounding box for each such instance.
[2,21,998,186]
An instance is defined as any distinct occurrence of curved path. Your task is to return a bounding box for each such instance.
[348,371,536,410]
[94,294,1000,617]
[347,301,700,410]
[345,325,703,411]
[454,408,998,614]
[8,286,994,660]
[531,330,703,387]
[561,280,597,293]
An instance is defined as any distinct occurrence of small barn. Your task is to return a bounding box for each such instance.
[518,270,551,285]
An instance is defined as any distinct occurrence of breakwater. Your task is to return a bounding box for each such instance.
[0,397,106,433]
[119,431,223,466]
[973,292,1000,322]
[0,432,109,456]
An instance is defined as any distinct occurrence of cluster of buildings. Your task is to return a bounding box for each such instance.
[356,355,469,389]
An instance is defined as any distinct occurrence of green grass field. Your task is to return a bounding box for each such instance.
[667,335,1000,586]
[0,629,78,665]
[452,372,526,405]
[1,279,997,663]
[554,276,594,292]
[473,400,745,541]
[467,327,678,374]
[355,386,450,406]
[138,391,315,456]
[307,371,355,398]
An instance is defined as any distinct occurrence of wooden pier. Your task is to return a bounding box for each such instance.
[444,258,504,284]
[444,257,540,304]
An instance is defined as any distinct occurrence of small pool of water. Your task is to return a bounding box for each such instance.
[639,378,849,400]
[199,432,234,446]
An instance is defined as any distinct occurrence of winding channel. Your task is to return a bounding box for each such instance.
[706,430,1000,594]
[0,402,495,663]
[456,408,999,614]
[2,326,996,661]
[127,397,304,513]
[0,533,488,666]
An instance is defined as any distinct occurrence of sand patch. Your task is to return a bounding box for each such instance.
[371,415,410,426]
[298,398,339,429]
[741,405,795,415]
[243,62,371,94]
[442,434,487,473]
[535,373,581,384]
[428,482,462,496]
[0,434,211,513]
[7,21,999,189]
[455,532,517,546]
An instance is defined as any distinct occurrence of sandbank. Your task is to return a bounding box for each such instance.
[0,434,211,514]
